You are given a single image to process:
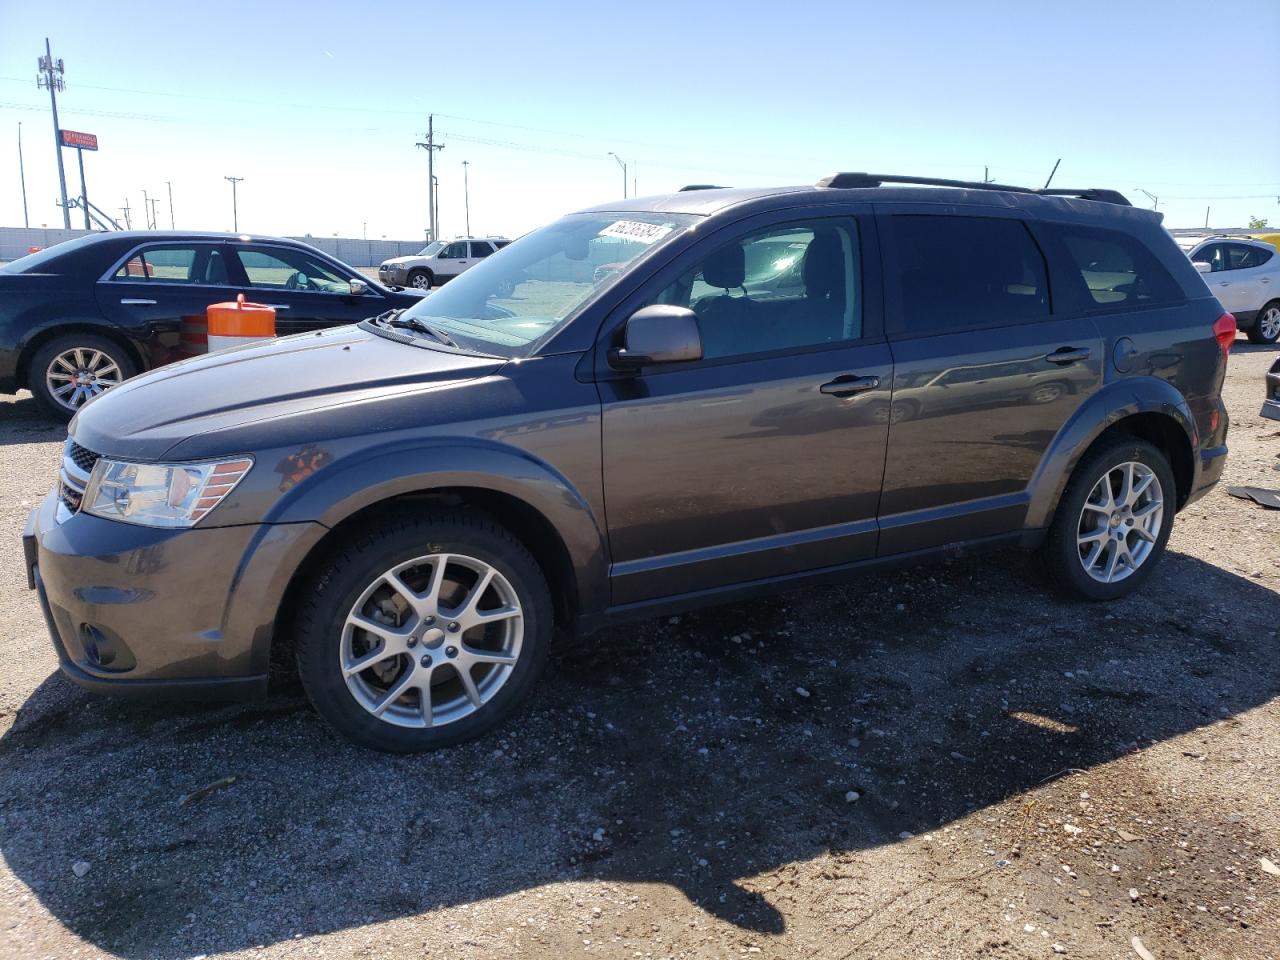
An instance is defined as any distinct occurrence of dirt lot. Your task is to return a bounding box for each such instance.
[0,344,1277,960]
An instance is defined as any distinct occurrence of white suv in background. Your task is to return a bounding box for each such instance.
[378,237,510,290]
[1189,237,1280,343]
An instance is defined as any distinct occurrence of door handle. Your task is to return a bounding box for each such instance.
[1262,278,1272,284]
[820,374,880,396]
[1218,281,1231,287]
[1045,347,1091,365]
[119,298,156,306]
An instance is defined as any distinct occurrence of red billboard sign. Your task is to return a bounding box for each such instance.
[60,129,98,151]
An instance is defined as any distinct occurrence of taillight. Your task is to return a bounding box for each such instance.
[1213,313,1237,359]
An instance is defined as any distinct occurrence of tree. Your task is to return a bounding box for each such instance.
[1248,216,1269,229]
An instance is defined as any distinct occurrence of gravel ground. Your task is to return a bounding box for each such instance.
[0,343,1277,960]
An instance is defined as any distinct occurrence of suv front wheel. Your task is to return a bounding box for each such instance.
[295,510,553,752]
[407,269,433,290]
[1041,437,1175,601]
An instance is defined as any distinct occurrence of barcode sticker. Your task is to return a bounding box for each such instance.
[598,220,674,245]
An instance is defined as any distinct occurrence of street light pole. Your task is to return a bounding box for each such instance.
[1134,187,1159,211]
[224,176,243,231]
[165,180,175,229]
[609,151,628,199]
[462,160,471,237]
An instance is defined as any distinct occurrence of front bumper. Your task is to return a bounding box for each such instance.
[23,491,325,699]
[378,266,407,285]
[1263,359,1280,421]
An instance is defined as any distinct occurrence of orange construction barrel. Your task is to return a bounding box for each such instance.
[206,294,276,352]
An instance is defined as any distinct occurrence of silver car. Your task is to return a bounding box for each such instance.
[379,237,510,290]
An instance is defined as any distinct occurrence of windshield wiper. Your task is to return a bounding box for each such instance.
[389,315,459,348]
[370,310,459,348]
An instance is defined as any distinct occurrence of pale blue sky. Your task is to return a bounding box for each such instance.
[1,0,1277,239]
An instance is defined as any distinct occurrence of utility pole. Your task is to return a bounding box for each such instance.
[462,160,471,237]
[1204,206,1210,229]
[148,196,160,231]
[18,122,30,228]
[609,152,628,199]
[165,180,174,229]
[142,189,151,228]
[37,38,70,229]
[224,176,243,231]
[984,165,992,183]
[120,198,132,230]
[416,114,444,241]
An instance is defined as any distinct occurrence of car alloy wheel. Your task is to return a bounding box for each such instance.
[1075,460,1164,583]
[410,273,431,289]
[1259,305,1280,342]
[44,347,123,411]
[340,552,523,728]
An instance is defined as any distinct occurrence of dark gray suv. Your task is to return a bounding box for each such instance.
[23,174,1234,752]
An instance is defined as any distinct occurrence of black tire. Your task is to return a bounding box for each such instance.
[295,509,553,753]
[27,332,139,422]
[407,269,433,290]
[1246,301,1280,344]
[1040,437,1176,601]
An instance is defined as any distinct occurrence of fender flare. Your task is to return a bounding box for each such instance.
[266,437,610,615]
[1025,376,1197,529]
[17,316,150,386]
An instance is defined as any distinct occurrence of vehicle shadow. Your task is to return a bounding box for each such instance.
[0,549,1276,957]
[0,393,65,446]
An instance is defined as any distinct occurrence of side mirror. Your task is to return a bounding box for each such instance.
[349,278,369,296]
[1192,261,1212,275]
[610,305,703,369]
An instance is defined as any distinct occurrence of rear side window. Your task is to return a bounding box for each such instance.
[469,242,493,258]
[111,245,230,285]
[1225,243,1272,269]
[1054,226,1180,309]
[888,215,1049,335]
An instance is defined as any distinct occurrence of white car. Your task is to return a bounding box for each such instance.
[378,237,510,290]
[1189,237,1280,343]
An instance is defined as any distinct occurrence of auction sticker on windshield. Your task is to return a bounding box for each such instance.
[598,220,675,244]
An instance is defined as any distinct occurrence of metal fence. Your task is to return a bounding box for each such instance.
[0,227,425,267]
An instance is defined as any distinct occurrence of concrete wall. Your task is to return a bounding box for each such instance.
[0,227,424,267]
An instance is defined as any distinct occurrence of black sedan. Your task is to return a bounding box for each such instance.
[0,231,426,419]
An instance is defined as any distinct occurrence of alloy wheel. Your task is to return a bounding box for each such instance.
[1075,461,1164,583]
[410,274,431,289]
[340,553,523,728]
[1260,306,1280,342]
[45,347,123,411]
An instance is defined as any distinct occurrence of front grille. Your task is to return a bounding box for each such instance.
[67,440,100,474]
[57,439,99,518]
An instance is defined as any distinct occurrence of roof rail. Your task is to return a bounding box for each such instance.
[679,184,727,191]
[815,172,1131,206]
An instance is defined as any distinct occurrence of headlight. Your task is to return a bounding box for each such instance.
[83,457,253,528]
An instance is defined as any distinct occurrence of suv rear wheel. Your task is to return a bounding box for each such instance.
[1041,437,1175,601]
[295,510,553,752]
[407,268,433,290]
[1248,301,1280,344]
[29,332,138,421]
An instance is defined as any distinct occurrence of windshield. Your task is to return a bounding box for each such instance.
[416,241,445,257]
[392,212,698,356]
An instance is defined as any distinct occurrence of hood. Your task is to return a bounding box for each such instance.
[383,256,422,267]
[71,325,505,461]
